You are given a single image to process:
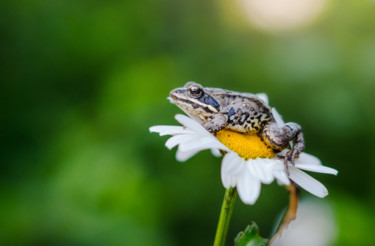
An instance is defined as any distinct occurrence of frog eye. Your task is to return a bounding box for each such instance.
[189,86,203,97]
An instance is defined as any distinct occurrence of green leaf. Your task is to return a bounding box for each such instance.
[234,222,268,246]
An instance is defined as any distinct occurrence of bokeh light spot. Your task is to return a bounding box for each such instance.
[237,0,328,32]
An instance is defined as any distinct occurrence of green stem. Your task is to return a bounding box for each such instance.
[214,187,237,246]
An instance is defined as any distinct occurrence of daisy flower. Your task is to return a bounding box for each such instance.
[273,199,337,246]
[150,95,337,205]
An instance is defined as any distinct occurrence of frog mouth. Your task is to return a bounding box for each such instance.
[167,96,174,103]
[168,91,179,102]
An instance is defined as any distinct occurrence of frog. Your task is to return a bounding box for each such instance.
[169,82,305,170]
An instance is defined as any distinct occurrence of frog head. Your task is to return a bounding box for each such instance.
[169,82,221,123]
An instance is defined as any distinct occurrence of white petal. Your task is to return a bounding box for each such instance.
[178,137,213,152]
[179,137,229,153]
[267,159,291,185]
[221,156,246,189]
[149,125,192,136]
[176,148,202,162]
[247,159,274,184]
[296,153,322,166]
[221,154,245,188]
[165,134,195,149]
[175,114,230,152]
[221,156,233,188]
[229,159,246,188]
[229,176,238,188]
[222,153,240,179]
[270,159,286,171]
[221,173,231,189]
[274,170,291,185]
[255,93,269,105]
[289,167,328,198]
[222,152,237,173]
[272,108,285,125]
[175,114,208,135]
[294,164,338,175]
[211,148,222,157]
[237,171,261,205]
[278,149,289,156]
[223,153,244,176]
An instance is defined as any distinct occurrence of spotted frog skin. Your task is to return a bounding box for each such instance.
[169,82,305,166]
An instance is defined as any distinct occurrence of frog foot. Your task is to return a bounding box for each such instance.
[204,122,223,133]
[286,149,298,165]
[277,149,300,177]
[284,156,291,177]
[203,114,227,133]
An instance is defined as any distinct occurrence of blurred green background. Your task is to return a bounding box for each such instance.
[1,0,375,245]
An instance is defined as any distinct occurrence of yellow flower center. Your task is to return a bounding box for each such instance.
[216,129,276,160]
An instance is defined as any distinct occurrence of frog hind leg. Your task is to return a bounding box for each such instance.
[261,122,305,172]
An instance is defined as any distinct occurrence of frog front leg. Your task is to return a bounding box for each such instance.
[203,114,228,133]
[261,122,305,168]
